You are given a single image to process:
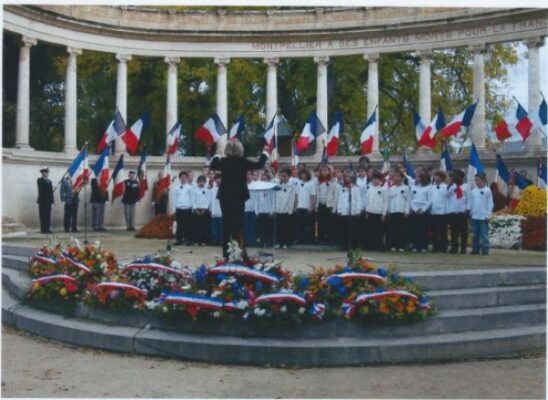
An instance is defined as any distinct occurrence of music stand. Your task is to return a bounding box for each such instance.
[248,181,281,259]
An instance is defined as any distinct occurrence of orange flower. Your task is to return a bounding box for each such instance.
[378,302,389,314]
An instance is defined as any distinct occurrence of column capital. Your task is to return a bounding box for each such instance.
[525,37,546,49]
[314,56,330,66]
[214,57,231,66]
[263,57,280,67]
[21,36,37,48]
[364,53,379,63]
[469,44,487,54]
[67,47,82,57]
[417,50,433,61]
[164,56,181,65]
[116,53,132,63]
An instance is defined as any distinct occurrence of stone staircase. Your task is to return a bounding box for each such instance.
[2,244,546,366]
[2,216,27,237]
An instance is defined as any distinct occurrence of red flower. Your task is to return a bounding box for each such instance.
[65,281,78,293]
[186,306,199,317]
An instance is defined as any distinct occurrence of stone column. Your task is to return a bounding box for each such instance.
[165,57,180,143]
[471,45,486,149]
[314,56,329,157]
[365,53,380,154]
[115,53,132,155]
[215,58,230,154]
[263,57,279,126]
[527,37,545,148]
[418,51,432,124]
[15,36,37,150]
[64,47,82,154]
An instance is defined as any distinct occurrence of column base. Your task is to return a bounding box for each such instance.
[64,147,79,156]
[13,143,34,151]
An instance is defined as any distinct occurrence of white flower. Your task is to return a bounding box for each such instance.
[298,307,306,314]
[211,291,222,298]
[213,311,221,318]
[162,306,169,313]
[280,306,287,313]
[182,284,192,291]
[198,290,207,295]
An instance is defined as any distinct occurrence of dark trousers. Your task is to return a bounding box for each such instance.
[338,215,360,250]
[243,212,256,246]
[276,213,293,246]
[63,203,79,232]
[256,213,273,246]
[38,203,52,233]
[211,217,223,244]
[430,214,448,252]
[309,211,317,243]
[295,209,311,244]
[193,210,211,244]
[154,199,168,216]
[388,213,408,249]
[220,199,245,259]
[410,213,428,251]
[358,213,368,248]
[449,212,468,252]
[175,208,192,244]
[366,213,384,251]
[317,204,332,244]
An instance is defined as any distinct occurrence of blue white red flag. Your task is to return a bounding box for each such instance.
[229,115,245,140]
[296,112,326,153]
[111,154,125,203]
[68,147,90,191]
[514,100,533,142]
[537,158,547,188]
[466,144,485,187]
[195,114,226,147]
[326,111,343,157]
[403,153,415,179]
[166,122,181,155]
[158,155,172,193]
[91,147,110,195]
[97,110,126,153]
[418,108,445,149]
[123,112,149,155]
[263,114,277,146]
[439,102,477,138]
[439,143,453,172]
[137,152,148,200]
[360,107,377,155]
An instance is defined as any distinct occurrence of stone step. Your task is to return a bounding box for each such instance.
[2,291,545,366]
[2,268,545,339]
[430,285,547,309]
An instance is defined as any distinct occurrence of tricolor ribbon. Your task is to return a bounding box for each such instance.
[30,253,57,265]
[327,272,386,285]
[254,292,307,306]
[355,289,429,308]
[209,264,280,285]
[163,293,224,310]
[309,303,326,320]
[93,282,147,297]
[121,262,191,279]
[58,252,92,274]
[32,274,78,285]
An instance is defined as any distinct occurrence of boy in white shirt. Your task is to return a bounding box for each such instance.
[256,170,275,246]
[294,168,315,244]
[446,170,469,254]
[387,171,411,252]
[191,175,211,246]
[173,171,193,246]
[430,170,449,253]
[410,171,432,253]
[274,168,296,248]
[468,172,494,255]
[315,164,338,244]
[335,171,361,250]
[366,170,388,251]
[209,174,223,246]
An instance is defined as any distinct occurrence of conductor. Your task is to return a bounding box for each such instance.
[210,140,269,260]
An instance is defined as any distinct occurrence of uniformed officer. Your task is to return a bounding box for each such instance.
[121,171,140,231]
[37,167,54,234]
[60,175,80,232]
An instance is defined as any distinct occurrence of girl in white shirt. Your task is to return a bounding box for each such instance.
[335,171,361,250]
[410,172,432,253]
[365,171,388,251]
[315,164,337,244]
[191,175,211,245]
[294,168,315,244]
[387,171,411,252]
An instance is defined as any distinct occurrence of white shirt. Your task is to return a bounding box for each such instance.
[245,183,258,213]
[356,176,368,212]
[447,183,470,214]
[275,182,296,214]
[256,188,274,214]
[366,184,388,215]
[209,186,222,218]
[336,185,361,216]
[315,180,338,208]
[388,184,411,214]
[410,184,432,213]
[192,186,210,210]
[295,180,314,210]
[430,182,448,215]
[173,183,193,210]
[468,186,494,220]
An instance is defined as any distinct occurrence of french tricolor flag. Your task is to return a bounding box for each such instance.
[97,110,126,154]
[263,114,277,146]
[111,154,125,203]
[137,152,148,200]
[494,119,513,142]
[158,155,172,193]
[360,107,377,155]
[439,143,453,172]
[123,112,149,155]
[466,144,485,187]
[68,147,90,191]
[195,114,226,147]
[271,133,279,172]
[296,112,326,153]
[326,111,343,157]
[91,147,110,195]
[291,142,299,168]
[439,103,477,138]
[416,108,445,149]
[537,158,547,188]
[532,96,547,135]
[229,115,245,140]
[514,100,533,142]
[166,122,181,155]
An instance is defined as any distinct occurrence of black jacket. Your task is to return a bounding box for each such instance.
[210,152,268,202]
[122,179,140,204]
[90,178,109,203]
[37,177,54,205]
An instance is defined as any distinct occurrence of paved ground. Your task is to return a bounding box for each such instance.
[1,327,545,399]
[4,230,546,273]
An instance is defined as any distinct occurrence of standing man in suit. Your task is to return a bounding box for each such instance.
[37,167,54,234]
[210,140,269,260]
[60,176,80,233]
[122,171,140,231]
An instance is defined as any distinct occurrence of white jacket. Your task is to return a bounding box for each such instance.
[336,185,361,216]
[275,182,296,214]
[430,183,448,215]
[315,180,338,209]
[468,186,494,220]
[388,184,411,214]
[366,184,388,215]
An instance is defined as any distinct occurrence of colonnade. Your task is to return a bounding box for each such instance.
[12,35,546,156]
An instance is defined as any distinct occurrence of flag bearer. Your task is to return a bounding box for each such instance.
[365,171,387,251]
[60,176,80,233]
[387,171,411,252]
[274,168,296,248]
[191,175,211,246]
[90,177,108,231]
[430,170,449,253]
[468,172,494,255]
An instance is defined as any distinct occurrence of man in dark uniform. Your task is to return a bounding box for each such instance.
[122,171,140,231]
[90,177,109,231]
[37,167,54,234]
[60,176,80,232]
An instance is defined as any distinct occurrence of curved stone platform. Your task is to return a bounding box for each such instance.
[2,245,546,366]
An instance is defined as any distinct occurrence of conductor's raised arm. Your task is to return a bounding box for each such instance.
[244,145,271,171]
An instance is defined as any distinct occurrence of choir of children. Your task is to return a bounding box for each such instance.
[164,160,494,254]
